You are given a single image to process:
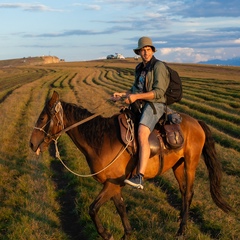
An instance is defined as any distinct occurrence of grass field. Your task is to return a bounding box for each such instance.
[0,58,240,240]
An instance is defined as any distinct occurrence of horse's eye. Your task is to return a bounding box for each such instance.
[40,116,45,122]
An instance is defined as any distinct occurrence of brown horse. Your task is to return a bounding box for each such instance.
[30,91,231,240]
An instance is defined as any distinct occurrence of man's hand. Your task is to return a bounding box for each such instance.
[125,94,137,104]
[111,92,126,102]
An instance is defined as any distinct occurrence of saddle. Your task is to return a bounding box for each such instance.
[118,108,184,157]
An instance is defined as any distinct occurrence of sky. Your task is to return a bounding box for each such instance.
[0,0,240,63]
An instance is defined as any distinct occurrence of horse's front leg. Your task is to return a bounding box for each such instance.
[89,182,118,240]
[112,192,132,240]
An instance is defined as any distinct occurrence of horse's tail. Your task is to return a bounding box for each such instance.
[198,120,232,213]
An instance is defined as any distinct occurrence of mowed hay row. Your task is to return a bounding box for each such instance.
[184,86,240,103]
[0,67,53,103]
[179,98,240,128]
[49,72,71,89]
[104,68,133,90]
[56,72,79,89]
[183,77,240,103]
[64,68,124,115]
[0,65,88,239]
[182,90,240,117]
[172,102,240,151]
[171,63,240,81]
[69,69,112,111]
[0,61,240,240]
[183,86,240,105]
[179,92,240,121]
[93,69,130,94]
[177,76,240,150]
[0,79,68,239]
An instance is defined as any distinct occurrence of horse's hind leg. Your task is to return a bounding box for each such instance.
[172,158,186,219]
[173,157,197,236]
[112,192,132,240]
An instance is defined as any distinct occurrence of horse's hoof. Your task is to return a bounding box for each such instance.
[121,233,132,240]
[109,235,114,240]
[176,227,186,237]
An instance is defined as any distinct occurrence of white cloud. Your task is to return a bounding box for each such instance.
[159,47,209,63]
[0,3,63,12]
[73,3,101,11]
[159,48,173,55]
[87,5,101,10]
[160,47,194,55]
[214,48,225,54]
[234,38,240,44]
[155,41,168,44]
[145,13,162,18]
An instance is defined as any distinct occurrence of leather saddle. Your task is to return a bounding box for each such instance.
[118,108,184,157]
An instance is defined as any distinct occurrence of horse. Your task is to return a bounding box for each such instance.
[30,91,232,240]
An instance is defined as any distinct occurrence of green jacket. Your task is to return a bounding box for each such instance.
[130,56,170,103]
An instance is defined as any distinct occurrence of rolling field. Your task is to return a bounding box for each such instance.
[0,58,240,240]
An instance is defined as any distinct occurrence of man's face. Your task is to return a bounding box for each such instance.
[139,46,153,64]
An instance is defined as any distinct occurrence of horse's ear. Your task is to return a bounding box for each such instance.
[48,91,59,108]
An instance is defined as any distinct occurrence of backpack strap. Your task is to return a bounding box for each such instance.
[148,56,159,71]
[135,62,143,78]
[149,102,157,115]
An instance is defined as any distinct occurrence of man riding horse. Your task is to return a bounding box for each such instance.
[112,36,170,189]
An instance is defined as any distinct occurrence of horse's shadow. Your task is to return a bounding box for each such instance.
[49,142,91,240]
[150,176,222,239]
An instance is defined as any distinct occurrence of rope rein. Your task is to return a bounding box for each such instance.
[53,137,131,177]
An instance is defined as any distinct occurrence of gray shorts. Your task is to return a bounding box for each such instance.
[140,102,165,132]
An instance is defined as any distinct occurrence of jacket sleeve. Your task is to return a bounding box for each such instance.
[149,61,170,101]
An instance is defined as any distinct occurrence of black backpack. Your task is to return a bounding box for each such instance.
[161,62,182,105]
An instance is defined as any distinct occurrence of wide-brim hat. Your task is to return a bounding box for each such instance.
[133,36,156,55]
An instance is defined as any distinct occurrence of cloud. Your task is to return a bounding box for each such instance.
[22,27,123,38]
[159,47,210,63]
[73,3,101,11]
[104,0,240,18]
[173,0,240,18]
[160,47,195,57]
[20,44,62,48]
[0,3,63,12]
[145,13,162,18]
[152,25,240,50]
[23,30,98,38]
[234,38,240,44]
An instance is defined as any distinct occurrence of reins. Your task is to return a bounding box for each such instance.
[53,138,131,177]
[53,112,101,137]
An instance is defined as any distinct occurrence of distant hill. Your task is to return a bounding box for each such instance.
[198,57,240,66]
[0,56,61,68]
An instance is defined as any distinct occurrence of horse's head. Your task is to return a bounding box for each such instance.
[30,91,64,155]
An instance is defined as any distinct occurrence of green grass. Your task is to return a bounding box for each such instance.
[0,60,240,239]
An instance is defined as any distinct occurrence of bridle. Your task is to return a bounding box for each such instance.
[34,101,102,142]
[33,101,65,143]
[33,101,134,177]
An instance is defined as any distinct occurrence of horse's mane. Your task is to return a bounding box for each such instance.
[61,101,118,153]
